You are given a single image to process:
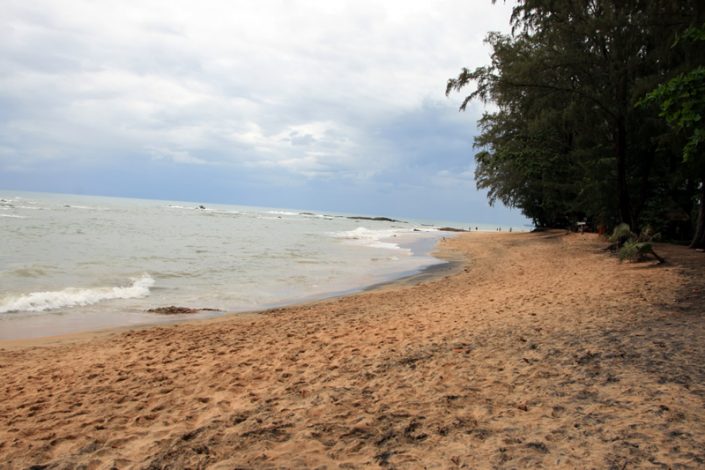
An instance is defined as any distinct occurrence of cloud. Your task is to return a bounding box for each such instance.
[147,147,209,165]
[0,0,527,224]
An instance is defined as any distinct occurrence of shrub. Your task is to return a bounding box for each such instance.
[618,241,639,261]
[618,241,664,263]
[609,223,634,244]
[638,224,661,242]
[609,224,665,263]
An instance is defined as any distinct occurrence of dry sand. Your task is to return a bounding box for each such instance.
[1,231,704,469]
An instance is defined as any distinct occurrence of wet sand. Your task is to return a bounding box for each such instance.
[1,231,704,468]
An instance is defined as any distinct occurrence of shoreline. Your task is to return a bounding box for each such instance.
[0,233,461,348]
[2,231,704,468]
[0,231,454,344]
[2,189,480,343]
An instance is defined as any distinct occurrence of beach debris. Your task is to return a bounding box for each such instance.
[147,306,220,314]
[438,227,468,232]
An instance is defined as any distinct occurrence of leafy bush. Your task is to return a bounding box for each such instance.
[619,241,650,262]
[618,241,639,261]
[609,223,635,244]
[637,225,661,242]
[609,224,665,263]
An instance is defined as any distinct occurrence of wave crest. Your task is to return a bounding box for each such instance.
[331,227,412,252]
[0,275,155,314]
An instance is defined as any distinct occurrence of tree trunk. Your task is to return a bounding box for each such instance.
[633,147,655,229]
[615,116,632,227]
[690,176,705,249]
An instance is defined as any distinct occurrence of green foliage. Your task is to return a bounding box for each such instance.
[609,223,635,244]
[639,23,705,248]
[447,2,705,244]
[618,241,641,262]
[641,65,705,162]
[608,223,664,262]
[618,242,655,262]
[637,225,662,243]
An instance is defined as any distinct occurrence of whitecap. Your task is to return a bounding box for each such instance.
[0,274,155,313]
[265,210,299,216]
[63,205,98,210]
[330,227,413,252]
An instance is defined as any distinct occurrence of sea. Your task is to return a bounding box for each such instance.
[0,191,500,340]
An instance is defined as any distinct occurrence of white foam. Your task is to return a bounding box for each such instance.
[208,209,240,216]
[265,210,333,219]
[1,197,45,210]
[265,210,299,216]
[331,227,412,252]
[167,204,204,210]
[167,205,239,215]
[0,274,155,313]
[300,212,333,220]
[169,204,193,210]
[64,204,100,210]
[0,214,26,219]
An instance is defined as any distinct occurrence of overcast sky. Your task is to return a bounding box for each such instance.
[0,0,528,225]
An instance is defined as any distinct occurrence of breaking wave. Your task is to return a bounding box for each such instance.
[0,274,155,313]
[331,227,414,252]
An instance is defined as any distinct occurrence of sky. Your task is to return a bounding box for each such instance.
[0,0,529,226]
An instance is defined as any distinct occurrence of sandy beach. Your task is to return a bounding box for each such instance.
[1,231,704,469]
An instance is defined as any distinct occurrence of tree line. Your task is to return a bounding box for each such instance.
[447,0,705,248]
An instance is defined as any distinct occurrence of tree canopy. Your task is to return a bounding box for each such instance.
[448,0,705,248]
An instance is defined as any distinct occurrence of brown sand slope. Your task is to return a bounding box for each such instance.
[1,231,704,469]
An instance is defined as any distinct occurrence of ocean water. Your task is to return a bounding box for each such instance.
[0,191,459,340]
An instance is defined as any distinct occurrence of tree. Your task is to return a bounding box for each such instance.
[641,26,705,248]
[448,0,700,234]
